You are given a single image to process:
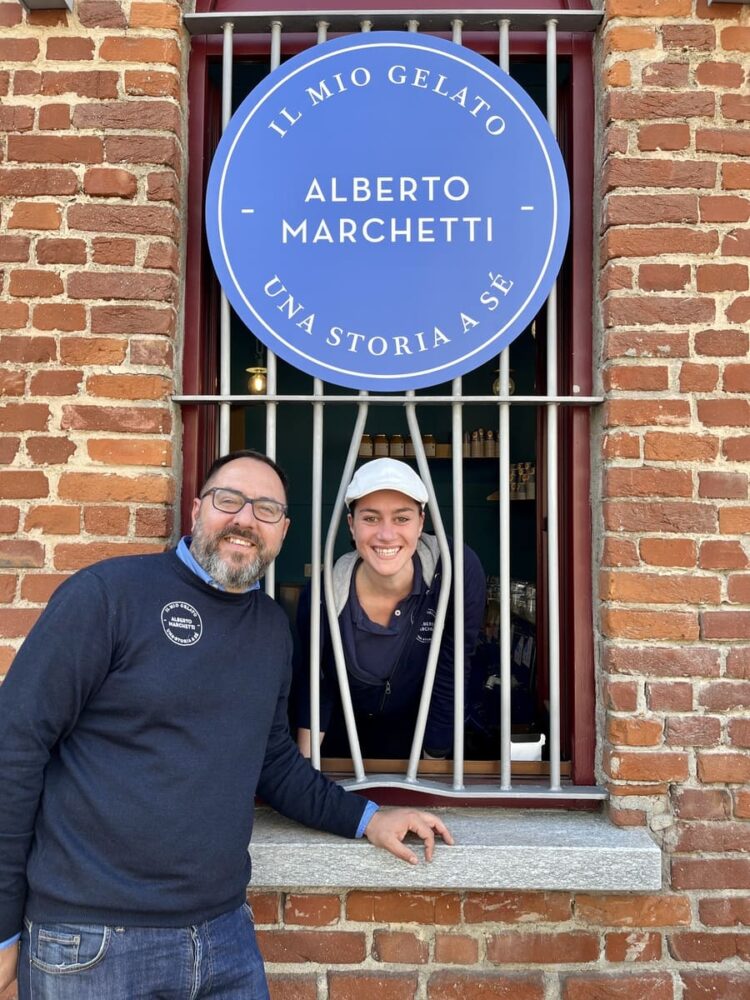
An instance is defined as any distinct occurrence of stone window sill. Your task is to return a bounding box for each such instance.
[250,807,661,892]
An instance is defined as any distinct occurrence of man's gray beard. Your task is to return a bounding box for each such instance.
[191,523,272,590]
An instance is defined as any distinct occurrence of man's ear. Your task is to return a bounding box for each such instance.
[347,512,354,536]
[190,496,201,531]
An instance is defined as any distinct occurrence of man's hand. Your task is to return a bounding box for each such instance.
[363,808,453,865]
[0,942,18,993]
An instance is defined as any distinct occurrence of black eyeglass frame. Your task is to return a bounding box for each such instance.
[200,487,288,523]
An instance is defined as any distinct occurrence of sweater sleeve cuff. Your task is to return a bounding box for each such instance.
[0,934,20,949]
[355,800,379,838]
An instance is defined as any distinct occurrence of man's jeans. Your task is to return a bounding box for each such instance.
[18,903,270,1000]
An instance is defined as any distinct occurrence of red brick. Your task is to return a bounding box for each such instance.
[147,171,179,204]
[605,296,714,328]
[697,328,750,360]
[637,124,690,152]
[0,38,39,61]
[702,611,750,640]
[61,404,170,434]
[130,338,173,367]
[0,608,43,637]
[699,680,750,711]
[92,238,136,266]
[680,364,719,393]
[91,305,174,335]
[639,539,696,568]
[699,472,747,500]
[604,195,698,227]
[604,401,690,429]
[129,1,181,29]
[58,472,173,504]
[603,366,669,391]
[576,895,690,927]
[698,399,750,427]
[602,432,641,461]
[700,196,750,224]
[0,3,22,25]
[727,648,750,680]
[606,330,690,360]
[135,507,173,538]
[99,37,180,67]
[486,931,598,964]
[737,790,750,819]
[39,104,71,130]
[74,101,181,135]
[87,439,171,467]
[8,202,62,231]
[699,897,750,927]
[724,163,750,193]
[675,820,750,853]
[40,69,119,99]
[46,36,94,60]
[607,716,664,746]
[267,976,317,1000]
[60,337,127,366]
[68,271,175,302]
[0,302,29,328]
[33,304,86,332]
[25,505,79,534]
[669,932,738,963]
[106,135,180,170]
[696,60,744,87]
[722,93,750,122]
[644,432,719,463]
[36,238,87,264]
[697,128,750,157]
[125,70,180,100]
[249,893,280,925]
[86,374,171,400]
[603,161,716,194]
[605,680,638,712]
[83,168,137,198]
[727,297,750,325]
[605,931,662,963]
[601,571,719,605]
[0,540,45,568]
[729,718,750,747]
[647,681,694,711]
[681,973,750,1000]
[672,787,730,820]
[602,537,639,567]
[641,60,689,87]
[699,540,748,570]
[373,930,429,963]
[9,269,64,297]
[698,753,750,783]
[67,205,178,239]
[346,892,460,924]
[257,930,366,964]
[0,575,17,603]
[26,436,76,465]
[427,972,544,1000]
[78,0,126,26]
[698,264,749,293]
[328,973,418,1000]
[0,235,30,262]
[0,167,77,196]
[283,895,339,926]
[0,403,49,432]
[604,501,717,534]
[20,573,69,602]
[562,974,674,1000]
[0,371,25,396]
[605,469,692,500]
[464,892,571,923]
[8,135,103,165]
[434,934,478,964]
[82,506,130,536]
[729,574,750,603]
[638,264,690,292]
[605,750,689,782]
[666,717,722,747]
[725,365,750,393]
[29,370,82,395]
[0,441,20,469]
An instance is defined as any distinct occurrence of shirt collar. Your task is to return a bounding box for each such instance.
[176,536,260,593]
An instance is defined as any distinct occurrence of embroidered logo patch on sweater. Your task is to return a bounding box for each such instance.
[161,602,203,646]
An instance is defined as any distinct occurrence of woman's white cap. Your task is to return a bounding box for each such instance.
[345,458,429,508]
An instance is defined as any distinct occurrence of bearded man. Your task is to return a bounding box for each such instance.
[0,449,451,1000]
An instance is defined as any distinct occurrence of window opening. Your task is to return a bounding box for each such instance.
[180,6,604,803]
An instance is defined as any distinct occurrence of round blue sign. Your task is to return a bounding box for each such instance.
[206,33,570,391]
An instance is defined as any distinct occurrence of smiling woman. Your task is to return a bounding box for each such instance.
[294,458,486,760]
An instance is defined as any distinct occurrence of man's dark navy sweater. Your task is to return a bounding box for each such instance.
[0,550,367,942]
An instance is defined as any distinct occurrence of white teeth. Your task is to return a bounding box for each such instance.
[226,536,254,547]
[374,547,399,557]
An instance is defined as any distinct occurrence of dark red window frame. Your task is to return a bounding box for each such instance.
[181,1,596,789]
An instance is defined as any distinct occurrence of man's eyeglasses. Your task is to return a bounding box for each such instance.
[200,487,288,524]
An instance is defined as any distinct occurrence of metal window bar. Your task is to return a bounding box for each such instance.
[181,6,605,801]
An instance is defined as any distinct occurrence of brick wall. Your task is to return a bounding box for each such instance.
[1,0,749,997]
[0,0,184,676]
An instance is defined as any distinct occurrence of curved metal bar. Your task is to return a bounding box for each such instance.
[322,396,370,781]
[404,395,453,783]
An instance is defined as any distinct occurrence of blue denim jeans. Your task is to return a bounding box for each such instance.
[18,903,270,1000]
